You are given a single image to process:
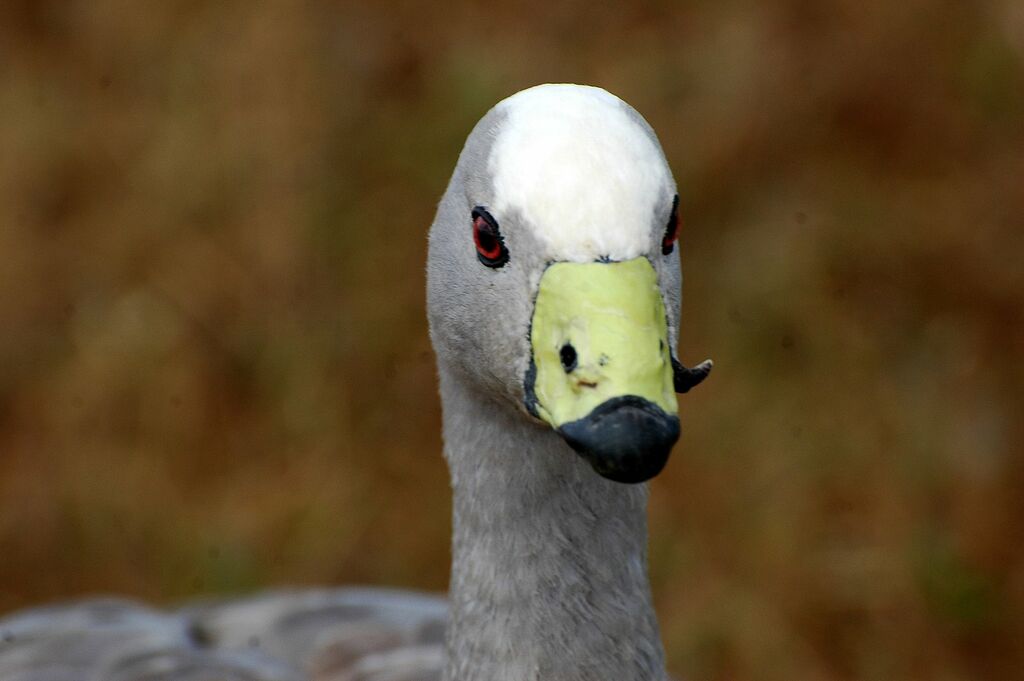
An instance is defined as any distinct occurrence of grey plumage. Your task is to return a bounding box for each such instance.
[0,84,693,681]
[0,591,445,681]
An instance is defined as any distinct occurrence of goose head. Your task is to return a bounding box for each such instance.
[427,84,711,484]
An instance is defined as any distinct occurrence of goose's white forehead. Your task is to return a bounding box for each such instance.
[489,85,671,262]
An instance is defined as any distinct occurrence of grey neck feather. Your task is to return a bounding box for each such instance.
[439,364,667,681]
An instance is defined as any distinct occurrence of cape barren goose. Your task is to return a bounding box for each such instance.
[0,84,711,681]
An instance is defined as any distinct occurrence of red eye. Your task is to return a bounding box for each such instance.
[472,207,508,268]
[661,195,680,255]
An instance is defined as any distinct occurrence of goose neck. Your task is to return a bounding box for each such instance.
[439,369,667,681]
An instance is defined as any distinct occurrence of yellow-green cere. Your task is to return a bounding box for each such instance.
[530,257,678,427]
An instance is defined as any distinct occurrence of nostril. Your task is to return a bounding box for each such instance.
[559,343,578,373]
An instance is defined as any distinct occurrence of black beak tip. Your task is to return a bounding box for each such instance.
[558,396,681,484]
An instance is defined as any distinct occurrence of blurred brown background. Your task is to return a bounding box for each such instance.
[1,1,1022,680]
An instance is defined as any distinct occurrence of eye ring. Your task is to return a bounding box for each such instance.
[661,194,680,255]
[472,207,509,268]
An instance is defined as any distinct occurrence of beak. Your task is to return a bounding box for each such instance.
[524,257,711,483]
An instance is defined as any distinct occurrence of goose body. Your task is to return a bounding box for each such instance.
[0,84,709,681]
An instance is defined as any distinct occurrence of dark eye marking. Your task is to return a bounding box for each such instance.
[661,194,680,256]
[472,206,509,268]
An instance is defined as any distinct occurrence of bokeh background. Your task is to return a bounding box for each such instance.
[1,1,1022,679]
